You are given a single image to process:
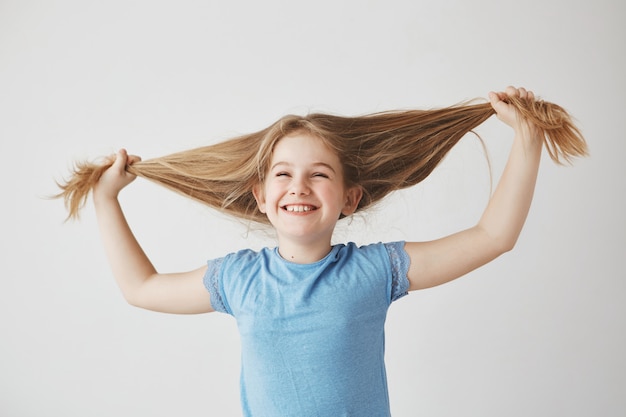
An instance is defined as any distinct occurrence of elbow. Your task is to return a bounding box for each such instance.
[493,235,518,255]
[477,224,520,256]
[117,276,155,310]
[120,287,146,309]
[122,291,141,308]
[479,227,518,257]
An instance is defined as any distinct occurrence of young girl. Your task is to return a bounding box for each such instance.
[58,87,587,416]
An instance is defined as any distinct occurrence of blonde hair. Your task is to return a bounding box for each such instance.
[57,97,587,223]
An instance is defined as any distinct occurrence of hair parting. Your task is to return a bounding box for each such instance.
[55,97,588,223]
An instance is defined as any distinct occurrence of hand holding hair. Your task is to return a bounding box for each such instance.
[489,87,542,149]
[55,88,588,222]
[93,149,142,202]
[487,87,586,162]
[489,86,536,129]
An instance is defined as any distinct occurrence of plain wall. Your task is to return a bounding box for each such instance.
[1,0,624,416]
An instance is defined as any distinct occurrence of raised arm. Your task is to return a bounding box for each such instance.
[405,86,543,291]
[93,149,213,314]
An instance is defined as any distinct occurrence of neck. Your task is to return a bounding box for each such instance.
[277,240,332,264]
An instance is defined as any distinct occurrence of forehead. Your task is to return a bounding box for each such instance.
[271,133,340,166]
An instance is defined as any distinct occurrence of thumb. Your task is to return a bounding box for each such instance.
[488,91,518,127]
[488,91,508,114]
[112,148,130,172]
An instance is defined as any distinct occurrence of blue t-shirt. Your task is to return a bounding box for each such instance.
[203,241,410,417]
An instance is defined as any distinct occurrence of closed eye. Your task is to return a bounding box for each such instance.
[312,172,329,178]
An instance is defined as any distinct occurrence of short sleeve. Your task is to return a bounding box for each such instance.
[384,241,410,302]
[202,257,230,314]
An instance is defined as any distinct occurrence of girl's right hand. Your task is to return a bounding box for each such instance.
[93,149,141,201]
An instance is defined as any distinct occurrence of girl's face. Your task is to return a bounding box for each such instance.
[253,133,362,247]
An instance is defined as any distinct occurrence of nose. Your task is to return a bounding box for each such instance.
[289,176,310,196]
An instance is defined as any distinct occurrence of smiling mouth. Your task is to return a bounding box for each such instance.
[282,204,317,212]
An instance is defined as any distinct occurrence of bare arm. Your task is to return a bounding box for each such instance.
[93,149,213,314]
[405,86,542,291]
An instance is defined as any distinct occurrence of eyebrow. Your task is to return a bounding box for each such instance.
[270,161,337,173]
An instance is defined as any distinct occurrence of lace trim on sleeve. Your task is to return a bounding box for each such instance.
[203,257,229,314]
[384,241,410,302]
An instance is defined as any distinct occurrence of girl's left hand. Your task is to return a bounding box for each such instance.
[489,86,538,134]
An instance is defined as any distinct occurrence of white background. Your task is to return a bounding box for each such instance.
[1,0,624,416]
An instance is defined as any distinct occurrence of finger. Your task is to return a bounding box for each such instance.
[488,91,508,113]
[112,149,129,171]
[488,91,499,106]
[518,87,528,99]
[505,85,518,98]
[489,90,505,102]
[127,154,142,165]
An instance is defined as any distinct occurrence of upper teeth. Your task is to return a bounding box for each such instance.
[285,205,313,212]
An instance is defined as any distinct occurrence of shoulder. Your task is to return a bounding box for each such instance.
[204,247,275,314]
[335,242,409,302]
[336,241,405,260]
[214,247,275,272]
[332,241,407,273]
[205,247,276,280]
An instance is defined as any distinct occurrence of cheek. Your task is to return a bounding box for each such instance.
[320,185,346,206]
[259,183,283,207]
[263,182,279,198]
